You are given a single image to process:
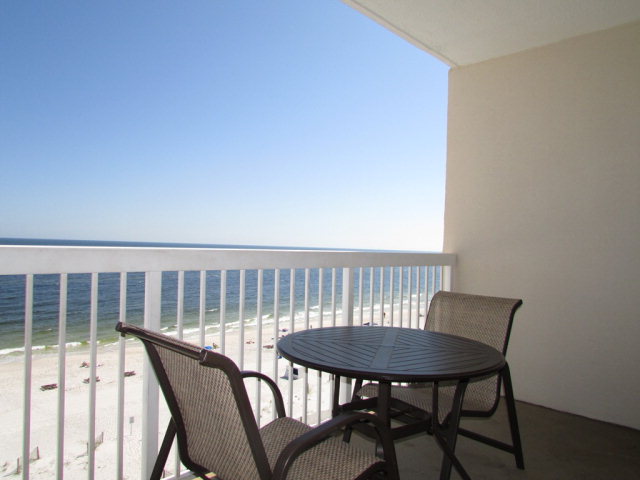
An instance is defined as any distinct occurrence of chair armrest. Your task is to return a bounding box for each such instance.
[273,412,398,480]
[240,370,286,418]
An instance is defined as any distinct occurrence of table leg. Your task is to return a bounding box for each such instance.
[332,375,341,417]
[377,382,392,428]
[432,380,471,480]
[373,382,392,457]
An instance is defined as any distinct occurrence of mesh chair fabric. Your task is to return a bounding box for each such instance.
[155,347,261,480]
[356,291,521,418]
[357,383,488,423]
[120,323,394,480]
[260,417,382,480]
[425,291,521,412]
[425,291,517,354]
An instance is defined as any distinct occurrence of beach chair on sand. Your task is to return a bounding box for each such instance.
[115,322,398,480]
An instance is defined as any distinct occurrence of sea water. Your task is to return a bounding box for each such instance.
[0,238,439,357]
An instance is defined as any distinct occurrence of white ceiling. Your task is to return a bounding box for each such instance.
[342,0,640,66]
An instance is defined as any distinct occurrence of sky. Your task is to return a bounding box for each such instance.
[0,1,449,252]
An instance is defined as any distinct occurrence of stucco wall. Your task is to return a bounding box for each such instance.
[444,21,640,428]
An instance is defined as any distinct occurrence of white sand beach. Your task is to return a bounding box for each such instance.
[0,310,372,479]
[0,300,424,479]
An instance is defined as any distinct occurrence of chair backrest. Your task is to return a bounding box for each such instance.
[425,291,523,413]
[116,323,271,480]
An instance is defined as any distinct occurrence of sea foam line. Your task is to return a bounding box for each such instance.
[0,341,85,357]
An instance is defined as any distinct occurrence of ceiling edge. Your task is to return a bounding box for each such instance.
[341,0,458,67]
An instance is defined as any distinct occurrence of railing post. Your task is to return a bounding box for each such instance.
[88,273,99,480]
[340,267,354,403]
[341,267,354,326]
[442,265,454,291]
[116,273,127,480]
[142,271,162,480]
[22,275,33,480]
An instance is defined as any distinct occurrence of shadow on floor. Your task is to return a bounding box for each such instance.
[352,400,640,479]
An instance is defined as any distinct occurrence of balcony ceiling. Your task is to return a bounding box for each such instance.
[342,0,640,66]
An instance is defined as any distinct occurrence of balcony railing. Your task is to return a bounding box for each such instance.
[0,246,455,479]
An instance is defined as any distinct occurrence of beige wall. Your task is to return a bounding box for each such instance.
[444,21,640,428]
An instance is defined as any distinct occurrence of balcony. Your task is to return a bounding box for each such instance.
[2,245,639,479]
[0,245,455,479]
[2,1,639,478]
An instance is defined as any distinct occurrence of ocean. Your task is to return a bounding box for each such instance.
[0,238,439,357]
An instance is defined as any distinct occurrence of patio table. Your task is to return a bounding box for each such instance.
[277,325,506,480]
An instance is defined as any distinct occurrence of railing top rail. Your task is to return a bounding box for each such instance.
[0,246,456,275]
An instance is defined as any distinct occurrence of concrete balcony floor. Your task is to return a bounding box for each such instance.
[351,400,640,479]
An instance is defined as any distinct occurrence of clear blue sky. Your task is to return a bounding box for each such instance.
[0,1,449,251]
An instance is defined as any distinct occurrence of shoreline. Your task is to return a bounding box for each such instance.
[0,301,422,478]
[0,310,354,479]
[0,301,348,359]
[0,293,411,359]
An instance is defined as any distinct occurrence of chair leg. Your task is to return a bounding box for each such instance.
[332,375,342,418]
[151,419,177,480]
[433,380,471,480]
[351,378,364,401]
[343,377,365,443]
[343,425,353,443]
[502,364,525,469]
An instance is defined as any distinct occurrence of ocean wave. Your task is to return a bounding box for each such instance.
[0,344,46,356]
[0,340,90,357]
[0,346,28,356]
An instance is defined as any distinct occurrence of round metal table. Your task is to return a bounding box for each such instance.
[277,325,505,382]
[277,326,506,480]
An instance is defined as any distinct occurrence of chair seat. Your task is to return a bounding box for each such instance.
[260,417,383,480]
[357,383,487,423]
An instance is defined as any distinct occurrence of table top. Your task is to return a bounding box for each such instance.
[277,326,505,382]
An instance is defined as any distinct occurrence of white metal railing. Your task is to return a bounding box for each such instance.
[0,246,455,479]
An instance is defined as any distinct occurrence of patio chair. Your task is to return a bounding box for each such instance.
[115,322,398,480]
[352,291,524,472]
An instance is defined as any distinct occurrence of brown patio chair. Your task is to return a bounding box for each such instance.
[115,322,398,480]
[352,291,524,474]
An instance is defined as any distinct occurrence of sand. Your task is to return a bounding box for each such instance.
[0,312,353,479]
[0,301,422,479]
